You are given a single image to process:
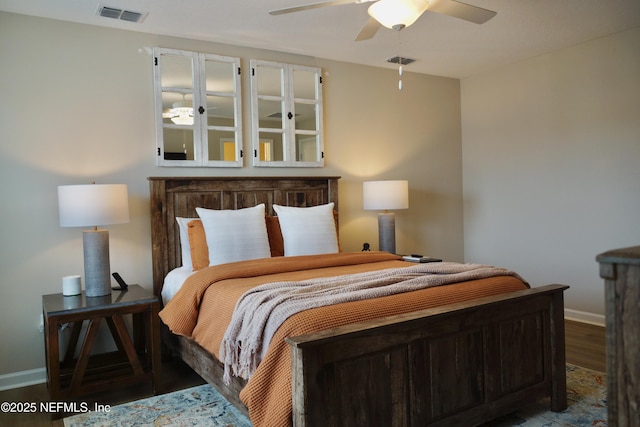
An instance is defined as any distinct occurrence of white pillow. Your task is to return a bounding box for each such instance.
[195,204,271,266]
[176,217,196,270]
[272,203,339,256]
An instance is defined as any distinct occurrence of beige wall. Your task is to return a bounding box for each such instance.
[0,12,463,379]
[461,27,640,322]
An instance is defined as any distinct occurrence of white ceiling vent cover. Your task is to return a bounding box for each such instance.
[97,5,146,23]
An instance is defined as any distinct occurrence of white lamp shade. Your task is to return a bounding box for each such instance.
[363,180,409,211]
[368,0,429,29]
[58,184,130,227]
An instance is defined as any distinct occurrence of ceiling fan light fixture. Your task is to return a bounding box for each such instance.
[166,101,194,125]
[171,115,194,125]
[368,0,429,30]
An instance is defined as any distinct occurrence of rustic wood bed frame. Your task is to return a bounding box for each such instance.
[149,176,568,426]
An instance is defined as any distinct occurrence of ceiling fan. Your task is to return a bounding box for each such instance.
[270,0,497,41]
[163,101,194,125]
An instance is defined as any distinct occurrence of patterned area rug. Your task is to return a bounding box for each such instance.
[484,364,607,426]
[64,364,606,427]
[64,384,252,427]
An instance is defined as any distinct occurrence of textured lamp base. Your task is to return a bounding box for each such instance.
[378,212,396,254]
[83,230,111,297]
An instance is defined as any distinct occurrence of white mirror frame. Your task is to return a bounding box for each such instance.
[250,59,324,167]
[153,48,243,167]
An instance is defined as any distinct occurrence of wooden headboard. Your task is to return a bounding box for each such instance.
[148,176,340,297]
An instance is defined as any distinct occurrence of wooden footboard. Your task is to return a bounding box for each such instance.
[165,284,568,426]
[286,284,568,427]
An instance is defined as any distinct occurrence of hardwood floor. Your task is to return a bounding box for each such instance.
[564,319,606,372]
[0,358,205,427]
[0,320,605,426]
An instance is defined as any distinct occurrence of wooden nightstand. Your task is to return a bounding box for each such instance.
[42,285,161,402]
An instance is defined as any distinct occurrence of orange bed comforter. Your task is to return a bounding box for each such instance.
[159,252,529,427]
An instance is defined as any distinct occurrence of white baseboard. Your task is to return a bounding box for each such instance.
[0,367,46,392]
[565,308,605,327]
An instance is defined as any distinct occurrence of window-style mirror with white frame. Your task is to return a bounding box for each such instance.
[250,59,324,167]
[153,48,242,167]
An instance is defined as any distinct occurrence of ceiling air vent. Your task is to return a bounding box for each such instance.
[120,10,144,22]
[97,5,146,23]
[387,56,416,66]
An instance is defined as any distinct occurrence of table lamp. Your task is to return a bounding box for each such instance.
[363,180,409,254]
[58,183,129,297]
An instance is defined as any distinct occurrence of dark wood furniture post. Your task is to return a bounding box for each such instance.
[42,285,161,407]
[597,246,640,427]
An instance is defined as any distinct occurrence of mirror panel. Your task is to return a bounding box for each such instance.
[162,92,194,126]
[204,60,236,92]
[293,69,317,99]
[258,132,285,162]
[296,134,319,162]
[256,65,284,96]
[250,60,323,167]
[258,99,285,130]
[154,48,241,166]
[156,50,323,167]
[208,130,238,161]
[163,128,195,160]
[294,102,317,131]
[160,54,193,89]
[206,95,235,126]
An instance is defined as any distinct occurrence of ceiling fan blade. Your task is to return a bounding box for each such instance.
[427,0,497,24]
[355,17,381,41]
[269,0,359,16]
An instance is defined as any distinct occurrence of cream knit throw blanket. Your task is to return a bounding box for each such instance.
[220,262,524,384]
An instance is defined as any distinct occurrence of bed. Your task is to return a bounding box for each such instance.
[149,176,568,427]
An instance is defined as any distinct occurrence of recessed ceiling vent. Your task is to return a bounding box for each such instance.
[97,5,146,23]
[387,56,416,66]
